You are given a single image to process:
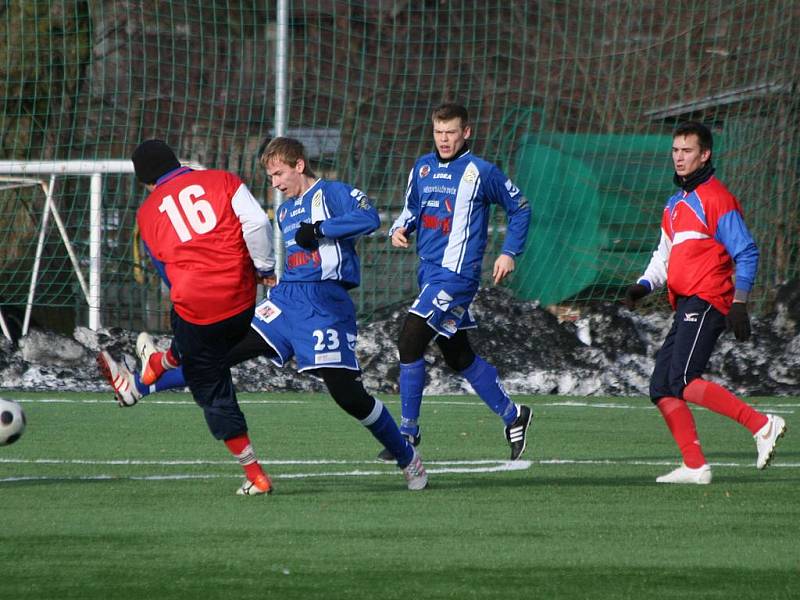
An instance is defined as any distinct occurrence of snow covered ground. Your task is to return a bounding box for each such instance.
[2,283,798,399]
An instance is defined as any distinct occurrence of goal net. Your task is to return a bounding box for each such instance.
[1,1,797,334]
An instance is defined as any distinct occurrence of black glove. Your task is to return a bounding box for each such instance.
[624,283,650,309]
[726,302,751,342]
[295,221,324,250]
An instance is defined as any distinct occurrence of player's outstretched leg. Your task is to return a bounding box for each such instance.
[460,355,532,460]
[321,368,428,490]
[361,398,428,490]
[402,447,428,491]
[98,345,192,406]
[683,378,787,469]
[504,404,533,461]
[96,351,142,407]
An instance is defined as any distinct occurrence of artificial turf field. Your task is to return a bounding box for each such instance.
[0,391,797,599]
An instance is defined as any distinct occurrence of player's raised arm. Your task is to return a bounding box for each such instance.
[314,183,381,241]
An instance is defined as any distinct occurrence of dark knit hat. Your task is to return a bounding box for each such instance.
[131,139,181,184]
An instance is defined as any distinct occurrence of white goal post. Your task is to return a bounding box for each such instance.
[0,160,133,339]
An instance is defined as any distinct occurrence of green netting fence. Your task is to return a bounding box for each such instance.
[1,1,798,336]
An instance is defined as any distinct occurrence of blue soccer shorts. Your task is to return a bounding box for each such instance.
[250,281,360,372]
[409,262,478,338]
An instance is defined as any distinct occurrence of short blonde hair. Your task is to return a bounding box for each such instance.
[259,137,315,176]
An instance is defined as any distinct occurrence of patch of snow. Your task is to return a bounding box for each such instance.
[2,285,799,398]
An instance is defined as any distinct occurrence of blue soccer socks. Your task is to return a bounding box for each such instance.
[399,358,426,437]
[461,355,517,426]
[134,365,187,397]
[361,399,414,467]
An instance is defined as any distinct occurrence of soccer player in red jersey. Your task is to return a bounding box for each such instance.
[126,139,276,496]
[625,122,786,484]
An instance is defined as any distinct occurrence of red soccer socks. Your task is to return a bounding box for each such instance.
[141,348,180,386]
[656,396,706,468]
[225,433,270,486]
[683,378,768,435]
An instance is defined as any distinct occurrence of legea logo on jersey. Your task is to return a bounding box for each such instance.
[433,172,452,180]
[504,179,520,197]
[419,165,430,178]
[290,207,305,217]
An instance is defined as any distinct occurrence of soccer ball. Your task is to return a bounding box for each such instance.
[0,398,26,446]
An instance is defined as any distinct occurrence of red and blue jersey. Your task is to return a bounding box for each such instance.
[390,150,531,282]
[638,176,759,314]
[277,179,380,288]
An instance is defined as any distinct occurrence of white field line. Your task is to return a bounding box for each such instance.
[6,396,799,413]
[0,458,521,466]
[0,459,531,483]
[2,456,799,486]
[1,457,798,469]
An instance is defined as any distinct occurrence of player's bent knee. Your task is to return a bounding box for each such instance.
[649,381,670,404]
[669,380,687,401]
[442,349,474,372]
[398,314,435,363]
[319,368,374,420]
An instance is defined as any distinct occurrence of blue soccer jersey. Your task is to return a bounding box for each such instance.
[277,179,380,288]
[390,150,531,281]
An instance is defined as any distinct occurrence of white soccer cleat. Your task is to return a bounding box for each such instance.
[136,332,160,386]
[656,463,712,485]
[236,473,273,496]
[402,448,428,491]
[96,351,141,407]
[755,414,787,470]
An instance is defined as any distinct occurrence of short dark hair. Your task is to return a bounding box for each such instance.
[674,121,713,154]
[432,102,469,127]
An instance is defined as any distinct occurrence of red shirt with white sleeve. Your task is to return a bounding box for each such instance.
[137,168,273,325]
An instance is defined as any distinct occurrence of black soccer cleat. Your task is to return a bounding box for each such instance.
[505,404,532,461]
[377,431,421,463]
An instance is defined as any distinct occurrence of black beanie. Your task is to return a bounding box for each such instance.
[132,139,181,184]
